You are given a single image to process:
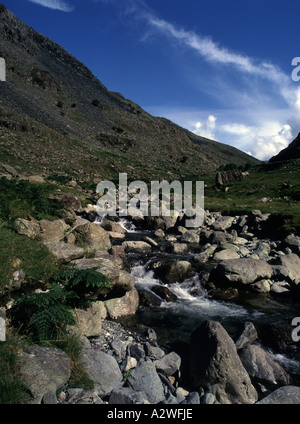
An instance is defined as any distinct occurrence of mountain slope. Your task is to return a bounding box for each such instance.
[0,3,259,181]
[269,132,300,163]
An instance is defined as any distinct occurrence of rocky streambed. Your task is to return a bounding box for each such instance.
[7,202,300,404]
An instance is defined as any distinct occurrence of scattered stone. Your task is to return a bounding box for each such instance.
[109,387,149,404]
[250,279,271,293]
[201,393,216,404]
[181,231,200,244]
[213,249,240,261]
[154,352,181,376]
[271,281,290,295]
[122,241,152,254]
[211,216,235,231]
[172,243,189,255]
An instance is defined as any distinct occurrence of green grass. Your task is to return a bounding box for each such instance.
[0,178,64,222]
[200,160,300,234]
[0,226,58,290]
[0,331,29,404]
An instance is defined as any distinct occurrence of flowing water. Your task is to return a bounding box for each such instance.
[110,218,300,376]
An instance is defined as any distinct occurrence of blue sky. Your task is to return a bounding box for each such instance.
[3,0,300,160]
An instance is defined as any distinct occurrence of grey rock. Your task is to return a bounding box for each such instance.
[212,258,273,286]
[42,241,85,264]
[172,243,189,255]
[211,216,235,231]
[190,320,258,404]
[151,285,178,302]
[145,342,165,360]
[81,349,123,397]
[128,343,146,362]
[276,254,300,282]
[105,288,139,320]
[213,249,240,261]
[271,281,290,295]
[181,231,200,244]
[122,241,152,254]
[42,391,57,404]
[128,361,165,404]
[109,387,149,404]
[250,279,271,293]
[235,322,258,351]
[201,393,216,404]
[257,386,300,404]
[19,346,71,403]
[239,344,290,389]
[154,352,181,376]
[74,222,111,251]
[216,170,244,187]
[181,392,200,404]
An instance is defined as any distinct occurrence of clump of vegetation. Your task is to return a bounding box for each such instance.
[55,332,94,391]
[0,177,64,222]
[0,332,29,404]
[51,267,112,306]
[8,284,77,343]
[0,226,58,289]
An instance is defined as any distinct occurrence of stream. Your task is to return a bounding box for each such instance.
[98,216,300,380]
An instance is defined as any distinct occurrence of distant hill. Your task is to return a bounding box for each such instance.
[269,132,300,163]
[0,3,259,182]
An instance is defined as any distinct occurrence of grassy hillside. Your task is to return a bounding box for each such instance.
[201,160,300,235]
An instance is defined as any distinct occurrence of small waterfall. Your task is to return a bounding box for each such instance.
[118,217,137,233]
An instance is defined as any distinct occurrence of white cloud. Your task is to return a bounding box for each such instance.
[146,16,290,88]
[28,0,74,12]
[193,115,217,140]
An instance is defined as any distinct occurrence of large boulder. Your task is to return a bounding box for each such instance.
[74,223,111,251]
[257,386,300,404]
[105,288,139,319]
[152,260,193,284]
[39,219,70,243]
[69,301,107,338]
[275,254,300,282]
[211,258,273,286]
[239,344,290,390]
[190,320,258,404]
[42,241,85,264]
[211,216,235,231]
[19,346,71,403]
[81,349,123,398]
